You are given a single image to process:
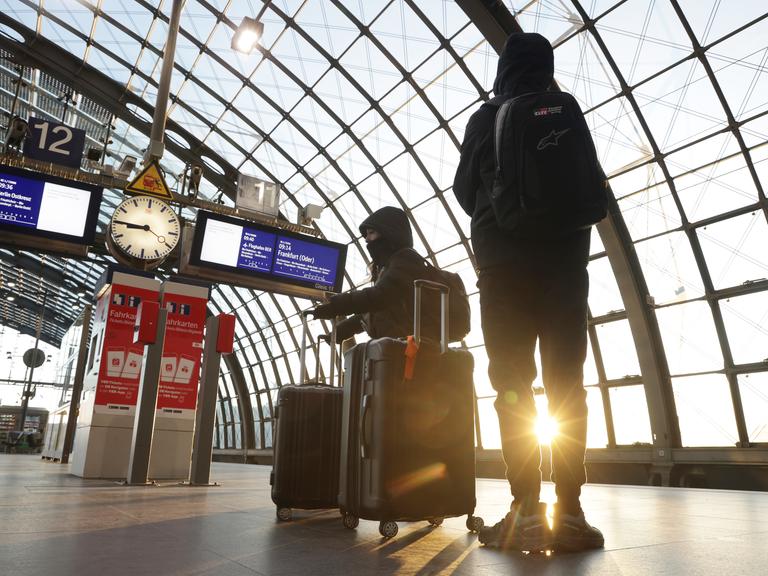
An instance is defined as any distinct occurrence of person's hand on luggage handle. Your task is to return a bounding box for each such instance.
[308,304,335,319]
[305,292,335,320]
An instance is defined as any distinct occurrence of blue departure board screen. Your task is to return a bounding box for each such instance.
[0,164,103,244]
[237,227,276,272]
[189,211,346,294]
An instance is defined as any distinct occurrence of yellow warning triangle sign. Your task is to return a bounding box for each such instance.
[124,160,173,200]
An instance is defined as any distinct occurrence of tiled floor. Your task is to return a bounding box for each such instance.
[1,454,767,575]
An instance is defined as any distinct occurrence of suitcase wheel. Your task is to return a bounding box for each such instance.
[276,507,292,521]
[342,513,359,529]
[428,517,444,527]
[379,521,398,539]
[466,515,484,533]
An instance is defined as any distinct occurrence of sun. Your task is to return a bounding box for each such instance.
[535,414,559,445]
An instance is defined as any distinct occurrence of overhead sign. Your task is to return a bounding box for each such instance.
[236,174,280,218]
[23,117,87,169]
[183,210,347,298]
[0,164,103,245]
[124,161,173,200]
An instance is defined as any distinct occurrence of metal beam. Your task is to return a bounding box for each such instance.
[0,13,237,197]
[60,305,91,464]
[455,0,518,55]
[222,350,255,452]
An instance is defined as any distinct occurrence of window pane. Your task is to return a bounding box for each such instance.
[381,82,438,145]
[556,32,620,109]
[264,420,274,449]
[588,256,624,318]
[253,419,263,449]
[465,293,483,348]
[619,182,682,241]
[656,301,723,375]
[587,96,652,176]
[477,396,500,449]
[672,142,758,223]
[586,387,609,449]
[594,319,641,380]
[415,129,461,191]
[720,292,768,365]
[713,18,768,121]
[636,232,705,306]
[609,162,665,201]
[680,0,768,54]
[472,349,493,398]
[634,59,729,152]
[673,374,739,447]
[739,373,768,443]
[597,1,690,85]
[410,197,457,254]
[610,385,652,445]
[698,212,768,290]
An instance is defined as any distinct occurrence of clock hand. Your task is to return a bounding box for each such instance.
[144,226,166,244]
[113,219,149,231]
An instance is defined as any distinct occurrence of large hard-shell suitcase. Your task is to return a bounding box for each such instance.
[338,280,483,538]
[270,317,342,521]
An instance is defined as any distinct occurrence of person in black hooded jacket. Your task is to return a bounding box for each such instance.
[453,33,603,552]
[309,206,427,343]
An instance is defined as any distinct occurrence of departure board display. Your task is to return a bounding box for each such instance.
[0,164,103,244]
[189,210,346,294]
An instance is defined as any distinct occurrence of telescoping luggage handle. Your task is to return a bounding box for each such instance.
[405,279,450,380]
[413,279,449,354]
[299,312,338,386]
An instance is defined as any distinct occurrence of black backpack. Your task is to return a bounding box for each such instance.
[491,90,608,237]
[415,254,471,344]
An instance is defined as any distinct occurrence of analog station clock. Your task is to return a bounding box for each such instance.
[106,196,181,270]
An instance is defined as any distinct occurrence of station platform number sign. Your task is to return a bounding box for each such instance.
[23,117,86,169]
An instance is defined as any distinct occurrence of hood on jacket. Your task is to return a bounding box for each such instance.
[359,206,413,251]
[493,32,554,97]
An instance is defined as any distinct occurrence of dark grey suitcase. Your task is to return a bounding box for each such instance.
[338,280,483,538]
[270,317,342,521]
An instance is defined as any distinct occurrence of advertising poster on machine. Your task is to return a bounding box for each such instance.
[156,283,208,416]
[94,282,159,411]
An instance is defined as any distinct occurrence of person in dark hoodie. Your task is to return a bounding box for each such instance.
[453,33,603,552]
[309,206,426,343]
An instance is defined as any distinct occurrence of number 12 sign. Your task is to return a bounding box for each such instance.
[23,117,86,169]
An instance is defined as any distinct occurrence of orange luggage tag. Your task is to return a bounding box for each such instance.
[404,335,420,380]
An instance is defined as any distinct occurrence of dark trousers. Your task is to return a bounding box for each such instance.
[478,242,590,512]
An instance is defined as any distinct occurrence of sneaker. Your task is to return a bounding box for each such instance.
[478,503,553,551]
[553,508,604,552]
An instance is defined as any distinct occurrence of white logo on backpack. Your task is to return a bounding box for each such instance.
[537,128,570,150]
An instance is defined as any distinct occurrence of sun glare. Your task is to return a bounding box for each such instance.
[535,415,559,445]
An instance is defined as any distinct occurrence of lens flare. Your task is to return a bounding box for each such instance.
[387,462,447,498]
[534,415,559,445]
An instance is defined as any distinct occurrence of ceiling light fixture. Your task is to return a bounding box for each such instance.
[231,16,264,54]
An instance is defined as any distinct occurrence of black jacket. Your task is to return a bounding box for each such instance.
[453,33,590,271]
[321,207,426,342]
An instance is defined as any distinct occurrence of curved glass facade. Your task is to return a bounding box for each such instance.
[0,1,766,459]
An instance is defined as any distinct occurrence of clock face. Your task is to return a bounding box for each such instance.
[109,196,180,261]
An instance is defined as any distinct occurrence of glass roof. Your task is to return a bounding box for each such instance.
[1,0,767,453]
